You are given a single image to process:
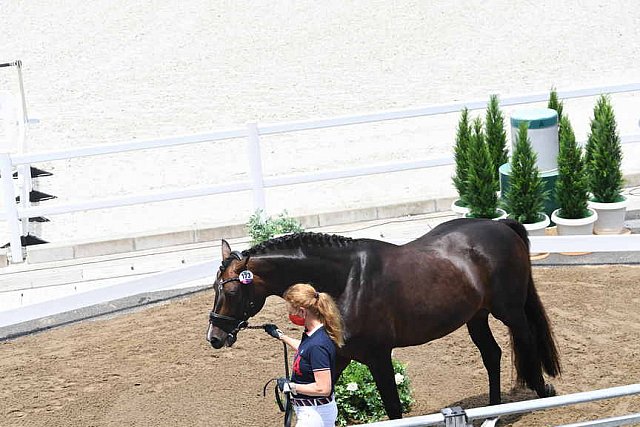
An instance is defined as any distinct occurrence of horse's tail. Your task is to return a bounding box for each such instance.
[522,272,562,378]
[500,219,562,385]
[499,218,530,251]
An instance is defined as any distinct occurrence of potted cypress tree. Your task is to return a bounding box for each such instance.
[551,116,598,235]
[547,87,564,122]
[585,95,627,234]
[465,117,506,219]
[502,122,550,235]
[485,94,508,192]
[451,107,472,217]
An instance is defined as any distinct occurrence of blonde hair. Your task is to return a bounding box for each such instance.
[283,283,344,348]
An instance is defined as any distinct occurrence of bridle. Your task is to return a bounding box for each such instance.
[208,251,258,344]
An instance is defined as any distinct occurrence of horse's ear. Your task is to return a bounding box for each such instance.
[221,239,232,260]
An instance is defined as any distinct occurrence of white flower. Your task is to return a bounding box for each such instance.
[394,373,405,385]
[346,382,359,392]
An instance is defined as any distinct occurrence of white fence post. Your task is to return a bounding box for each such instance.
[0,152,24,263]
[18,164,31,237]
[14,60,29,125]
[246,122,266,213]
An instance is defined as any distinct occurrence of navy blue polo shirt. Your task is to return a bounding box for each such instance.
[290,326,336,398]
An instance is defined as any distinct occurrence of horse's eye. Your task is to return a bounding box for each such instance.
[223,283,240,296]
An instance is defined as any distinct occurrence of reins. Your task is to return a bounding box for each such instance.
[247,324,293,427]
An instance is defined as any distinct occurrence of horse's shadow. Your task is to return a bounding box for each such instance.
[443,388,540,426]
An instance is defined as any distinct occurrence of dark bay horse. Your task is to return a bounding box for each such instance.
[206,218,561,419]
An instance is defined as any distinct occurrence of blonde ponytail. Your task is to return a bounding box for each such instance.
[316,292,344,347]
[283,283,344,347]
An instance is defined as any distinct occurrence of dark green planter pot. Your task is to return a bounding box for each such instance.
[498,163,559,220]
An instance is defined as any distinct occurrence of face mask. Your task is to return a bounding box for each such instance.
[288,313,305,326]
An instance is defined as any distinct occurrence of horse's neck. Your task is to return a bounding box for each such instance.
[258,251,351,298]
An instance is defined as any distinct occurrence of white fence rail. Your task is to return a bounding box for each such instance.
[363,384,640,427]
[2,82,640,263]
[0,259,216,328]
[528,234,640,253]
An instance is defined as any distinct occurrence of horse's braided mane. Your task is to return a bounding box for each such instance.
[242,232,353,256]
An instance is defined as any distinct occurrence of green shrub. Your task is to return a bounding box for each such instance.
[547,87,564,123]
[584,94,607,171]
[485,94,508,191]
[246,209,304,245]
[585,94,624,203]
[503,122,548,223]
[466,117,499,218]
[335,360,413,426]
[452,107,472,206]
[555,116,589,219]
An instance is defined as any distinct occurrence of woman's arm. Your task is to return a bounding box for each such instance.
[291,369,332,397]
[279,334,300,351]
[264,325,301,350]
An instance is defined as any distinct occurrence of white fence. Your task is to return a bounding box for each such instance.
[363,383,640,427]
[0,258,215,328]
[1,81,640,263]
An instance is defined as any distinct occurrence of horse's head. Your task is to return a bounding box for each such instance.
[206,239,267,349]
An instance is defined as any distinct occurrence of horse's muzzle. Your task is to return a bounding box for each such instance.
[209,336,225,349]
[207,323,237,349]
[207,323,226,349]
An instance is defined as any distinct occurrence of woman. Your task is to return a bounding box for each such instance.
[264,283,344,427]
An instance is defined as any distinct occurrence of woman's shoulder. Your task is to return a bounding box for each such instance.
[316,327,336,348]
[305,326,329,341]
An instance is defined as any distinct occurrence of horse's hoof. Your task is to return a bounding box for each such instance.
[544,383,556,397]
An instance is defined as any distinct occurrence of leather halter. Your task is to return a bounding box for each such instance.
[209,251,257,339]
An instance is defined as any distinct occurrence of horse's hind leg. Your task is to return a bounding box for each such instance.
[366,349,402,419]
[497,310,554,398]
[467,310,502,405]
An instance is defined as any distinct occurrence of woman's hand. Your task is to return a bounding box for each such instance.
[263,324,284,340]
[276,377,297,395]
[264,324,300,350]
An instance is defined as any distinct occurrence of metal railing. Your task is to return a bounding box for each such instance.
[363,383,640,427]
[1,81,640,263]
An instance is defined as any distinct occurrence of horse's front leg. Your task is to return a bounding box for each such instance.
[334,354,351,382]
[366,349,402,419]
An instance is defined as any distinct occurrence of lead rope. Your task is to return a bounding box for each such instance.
[249,324,293,427]
[282,341,293,427]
